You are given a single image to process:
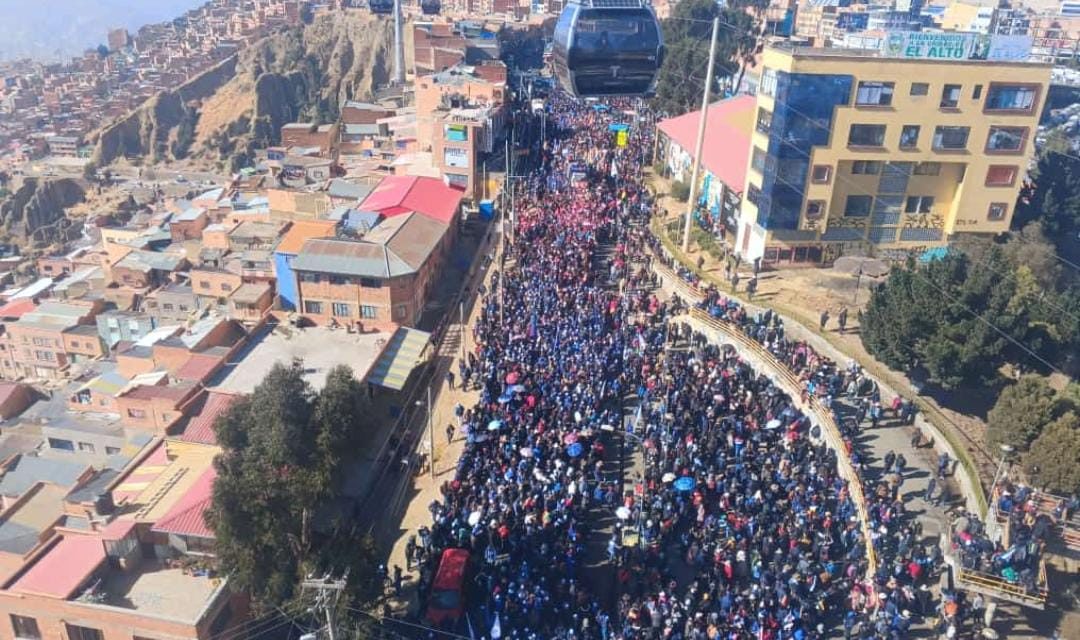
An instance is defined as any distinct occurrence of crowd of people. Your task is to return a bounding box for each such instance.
[402,90,997,640]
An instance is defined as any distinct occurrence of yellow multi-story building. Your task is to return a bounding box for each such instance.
[736,42,1050,265]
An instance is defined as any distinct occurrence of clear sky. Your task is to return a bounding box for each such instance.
[0,0,206,62]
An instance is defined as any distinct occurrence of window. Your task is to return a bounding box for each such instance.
[127,408,147,419]
[48,438,74,452]
[65,625,104,640]
[899,125,920,149]
[303,300,323,314]
[329,275,348,285]
[910,82,929,96]
[851,160,881,175]
[806,201,825,219]
[198,280,211,289]
[31,337,47,347]
[751,147,767,174]
[69,341,79,349]
[332,302,351,317]
[913,162,941,176]
[855,81,894,106]
[986,126,1026,152]
[755,107,772,134]
[985,84,1036,112]
[844,195,873,217]
[747,184,762,207]
[848,124,886,147]
[359,277,382,288]
[105,446,121,455]
[299,273,320,283]
[179,305,189,312]
[940,84,962,108]
[811,165,831,184]
[759,67,778,97]
[904,196,934,214]
[932,126,969,151]
[162,303,174,311]
[986,165,1018,187]
[395,304,408,319]
[988,202,1009,220]
[973,84,983,99]
[78,442,95,453]
[360,305,378,319]
[220,283,232,292]
[33,351,54,362]
[11,615,40,639]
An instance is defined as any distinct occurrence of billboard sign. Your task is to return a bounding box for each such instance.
[882,31,1031,61]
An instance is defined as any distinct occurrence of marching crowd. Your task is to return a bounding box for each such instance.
[405,92,996,640]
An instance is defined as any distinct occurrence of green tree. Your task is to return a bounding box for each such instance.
[861,251,1030,389]
[1013,150,1080,262]
[1025,412,1080,495]
[652,0,765,115]
[208,362,377,611]
[987,375,1057,450]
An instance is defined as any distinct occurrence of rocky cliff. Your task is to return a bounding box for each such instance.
[0,178,86,249]
[92,11,394,170]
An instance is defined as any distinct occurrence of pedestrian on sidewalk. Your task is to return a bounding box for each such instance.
[446,423,455,444]
[924,477,937,505]
[838,307,848,333]
[393,564,403,596]
[937,452,951,478]
[405,535,416,570]
[696,254,705,272]
[819,310,830,331]
[446,370,455,390]
[746,277,757,300]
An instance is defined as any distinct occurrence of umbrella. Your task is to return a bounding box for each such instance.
[615,506,631,520]
[487,419,503,431]
[505,372,520,384]
[674,476,696,492]
[765,419,782,430]
[519,447,534,458]
[566,442,584,457]
[468,511,482,526]
[662,472,676,483]
[563,433,579,445]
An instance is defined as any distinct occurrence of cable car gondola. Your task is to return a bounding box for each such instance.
[369,0,394,14]
[552,0,663,98]
[421,0,441,14]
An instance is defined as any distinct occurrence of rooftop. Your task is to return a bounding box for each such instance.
[274,219,339,255]
[212,323,390,393]
[87,557,225,621]
[359,175,463,224]
[0,483,68,555]
[658,95,755,195]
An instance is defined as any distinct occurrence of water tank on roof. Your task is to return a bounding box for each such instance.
[94,492,115,516]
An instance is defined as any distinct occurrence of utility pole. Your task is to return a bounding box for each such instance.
[681,17,720,253]
[301,574,347,640]
[392,0,405,85]
[426,385,434,479]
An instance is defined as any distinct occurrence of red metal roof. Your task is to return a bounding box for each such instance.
[359,176,463,224]
[176,391,239,445]
[174,352,225,383]
[11,535,107,598]
[151,467,217,540]
[657,96,756,195]
[0,298,36,320]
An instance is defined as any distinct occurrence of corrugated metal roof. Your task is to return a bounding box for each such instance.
[657,96,755,195]
[10,535,106,598]
[368,327,431,391]
[359,175,463,224]
[274,220,338,255]
[150,467,216,539]
[292,239,411,278]
[0,456,87,497]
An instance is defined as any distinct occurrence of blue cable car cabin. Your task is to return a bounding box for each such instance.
[552,0,663,98]
[421,0,441,14]
[369,0,394,14]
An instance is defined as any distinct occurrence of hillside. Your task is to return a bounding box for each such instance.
[0,178,85,250]
[91,11,395,171]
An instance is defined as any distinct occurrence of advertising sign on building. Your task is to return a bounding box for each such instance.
[882,31,1032,61]
[444,147,470,169]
